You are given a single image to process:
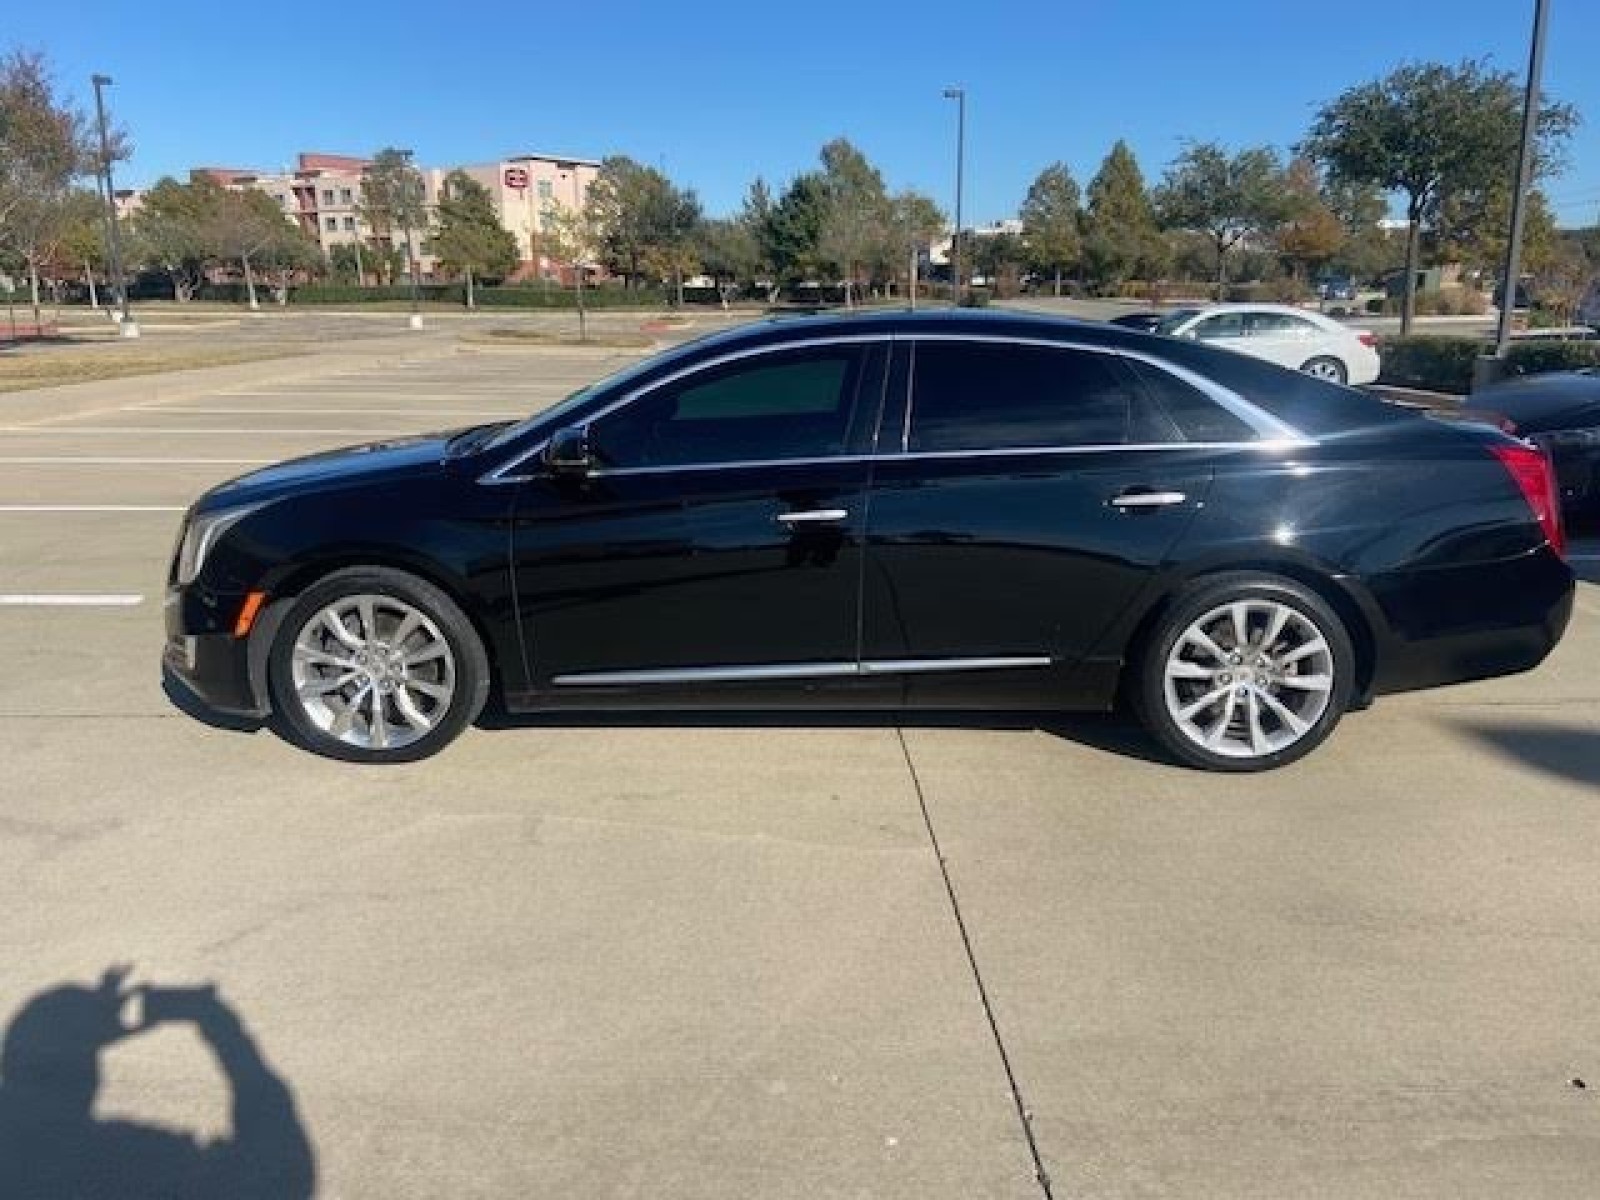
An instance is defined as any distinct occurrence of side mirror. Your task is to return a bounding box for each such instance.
[542,426,593,474]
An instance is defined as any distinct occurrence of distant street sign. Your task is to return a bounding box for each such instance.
[504,167,530,189]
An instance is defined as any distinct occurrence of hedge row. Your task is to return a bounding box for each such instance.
[1379,335,1600,393]
[286,284,669,308]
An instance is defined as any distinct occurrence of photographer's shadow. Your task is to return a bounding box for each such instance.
[0,968,315,1199]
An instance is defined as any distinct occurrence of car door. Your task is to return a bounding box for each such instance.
[1242,310,1316,370]
[507,339,888,703]
[860,338,1218,707]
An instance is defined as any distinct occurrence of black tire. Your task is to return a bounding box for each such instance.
[1130,573,1355,772]
[1300,355,1348,384]
[268,566,490,763]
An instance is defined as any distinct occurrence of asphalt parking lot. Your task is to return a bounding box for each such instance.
[2,323,1598,1198]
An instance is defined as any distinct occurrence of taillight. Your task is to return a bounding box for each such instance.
[1357,332,1378,348]
[1490,442,1566,558]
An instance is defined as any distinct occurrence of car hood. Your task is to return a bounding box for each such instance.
[201,431,457,509]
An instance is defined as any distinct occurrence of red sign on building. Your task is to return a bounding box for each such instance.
[503,167,530,190]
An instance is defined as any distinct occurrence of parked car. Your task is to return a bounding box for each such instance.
[1108,311,1166,333]
[1458,369,1600,522]
[164,311,1572,771]
[1315,276,1356,302]
[1154,303,1382,385]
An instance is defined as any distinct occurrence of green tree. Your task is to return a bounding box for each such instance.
[888,189,945,303]
[586,156,702,292]
[207,186,306,309]
[358,148,428,281]
[1019,163,1082,295]
[132,176,220,302]
[1155,141,1292,298]
[1322,179,1399,283]
[1302,59,1578,333]
[969,231,1029,297]
[762,172,830,286]
[693,217,759,306]
[53,188,109,307]
[429,170,518,308]
[1274,158,1344,288]
[815,138,892,307]
[1081,141,1163,293]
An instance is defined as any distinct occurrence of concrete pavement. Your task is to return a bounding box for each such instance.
[0,332,1597,1197]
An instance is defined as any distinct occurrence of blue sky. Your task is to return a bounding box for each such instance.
[10,0,1600,226]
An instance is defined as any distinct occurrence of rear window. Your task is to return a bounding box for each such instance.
[1147,337,1415,437]
[1127,359,1258,443]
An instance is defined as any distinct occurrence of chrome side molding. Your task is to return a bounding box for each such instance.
[551,655,1053,687]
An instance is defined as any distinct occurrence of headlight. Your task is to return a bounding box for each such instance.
[175,503,265,586]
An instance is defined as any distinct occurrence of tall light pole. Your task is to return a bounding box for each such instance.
[1494,0,1551,359]
[556,160,587,342]
[90,74,138,339]
[942,87,966,306]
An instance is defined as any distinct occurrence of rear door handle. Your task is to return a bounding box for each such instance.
[776,508,849,525]
[1111,490,1187,510]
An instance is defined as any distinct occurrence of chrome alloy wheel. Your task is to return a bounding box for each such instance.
[1162,599,1335,760]
[1303,358,1345,382]
[289,593,456,751]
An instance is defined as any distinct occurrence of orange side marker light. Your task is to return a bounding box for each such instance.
[234,591,268,637]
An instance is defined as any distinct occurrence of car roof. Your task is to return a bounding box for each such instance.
[1179,303,1333,318]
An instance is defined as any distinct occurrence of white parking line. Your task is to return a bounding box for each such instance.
[0,505,184,513]
[0,594,143,607]
[138,407,523,417]
[0,456,272,465]
[0,427,429,436]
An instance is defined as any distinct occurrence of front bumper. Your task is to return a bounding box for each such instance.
[162,587,281,718]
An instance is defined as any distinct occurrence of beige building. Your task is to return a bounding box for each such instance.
[454,153,601,281]
[192,150,598,282]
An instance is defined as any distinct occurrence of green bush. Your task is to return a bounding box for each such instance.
[1505,340,1600,375]
[1378,335,1485,393]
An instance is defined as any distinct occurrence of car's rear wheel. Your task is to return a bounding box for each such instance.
[1132,574,1354,772]
[1300,355,1347,384]
[268,567,489,763]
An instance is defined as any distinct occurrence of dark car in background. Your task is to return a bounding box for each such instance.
[1107,311,1166,333]
[164,311,1573,771]
[1461,369,1600,522]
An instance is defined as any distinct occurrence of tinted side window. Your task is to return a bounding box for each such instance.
[590,347,862,467]
[1245,312,1317,336]
[1191,313,1245,341]
[1128,359,1259,443]
[908,342,1169,451]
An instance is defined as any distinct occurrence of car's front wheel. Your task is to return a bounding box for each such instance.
[1300,355,1348,384]
[268,567,490,763]
[1131,574,1355,772]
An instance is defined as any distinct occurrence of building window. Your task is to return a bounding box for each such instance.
[325,216,338,231]
[537,180,553,201]
[321,189,335,206]
[339,187,353,205]
[343,216,356,231]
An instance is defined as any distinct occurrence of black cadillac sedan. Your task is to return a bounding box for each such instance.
[163,310,1574,771]
[1459,368,1600,522]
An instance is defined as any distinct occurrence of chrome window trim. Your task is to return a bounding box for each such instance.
[479,333,893,485]
[573,440,1303,479]
[900,333,1307,444]
[550,655,1052,687]
[480,330,1312,485]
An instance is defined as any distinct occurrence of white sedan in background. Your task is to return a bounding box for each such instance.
[1153,303,1382,385]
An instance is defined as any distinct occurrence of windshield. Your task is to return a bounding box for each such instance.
[1153,308,1201,336]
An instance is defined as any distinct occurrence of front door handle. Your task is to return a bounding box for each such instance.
[776,508,849,525]
[1111,490,1188,510]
